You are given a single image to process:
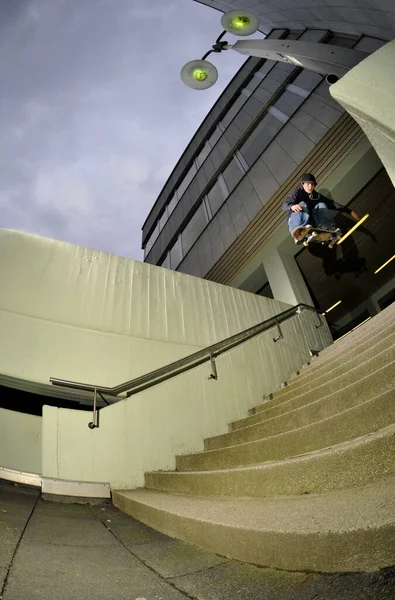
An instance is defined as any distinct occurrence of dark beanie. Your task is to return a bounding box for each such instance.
[301,173,316,184]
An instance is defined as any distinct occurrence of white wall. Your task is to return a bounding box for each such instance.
[0,228,292,388]
[42,309,331,489]
[0,408,41,474]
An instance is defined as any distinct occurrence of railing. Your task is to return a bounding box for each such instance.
[50,303,323,429]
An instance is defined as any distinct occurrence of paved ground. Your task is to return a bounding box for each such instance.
[1,480,394,600]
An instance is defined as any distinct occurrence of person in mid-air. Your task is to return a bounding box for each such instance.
[283,173,359,243]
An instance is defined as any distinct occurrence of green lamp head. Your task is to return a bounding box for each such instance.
[180,59,218,90]
[221,10,259,36]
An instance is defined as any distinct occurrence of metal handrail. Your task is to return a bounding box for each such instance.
[50,303,323,428]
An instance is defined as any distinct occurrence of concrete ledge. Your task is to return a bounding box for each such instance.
[41,477,111,499]
[113,477,395,573]
[0,465,41,487]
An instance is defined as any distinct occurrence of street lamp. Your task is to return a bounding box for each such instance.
[220,9,259,37]
[180,9,368,90]
[180,59,218,90]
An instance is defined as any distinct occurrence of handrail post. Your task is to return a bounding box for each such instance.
[315,313,324,328]
[273,319,283,342]
[88,388,98,429]
[208,351,218,380]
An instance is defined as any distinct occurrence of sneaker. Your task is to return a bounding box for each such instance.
[293,224,312,244]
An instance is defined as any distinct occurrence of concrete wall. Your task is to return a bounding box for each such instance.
[330,40,395,189]
[0,228,292,388]
[0,408,41,474]
[42,309,331,489]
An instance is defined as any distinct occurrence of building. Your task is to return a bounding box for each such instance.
[142,2,395,339]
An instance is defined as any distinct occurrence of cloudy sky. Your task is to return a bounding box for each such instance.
[0,0,249,261]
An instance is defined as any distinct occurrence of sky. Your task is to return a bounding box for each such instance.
[0,0,249,261]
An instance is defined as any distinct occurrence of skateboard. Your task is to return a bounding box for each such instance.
[292,226,342,248]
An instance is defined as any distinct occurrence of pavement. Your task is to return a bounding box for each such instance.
[1,480,394,600]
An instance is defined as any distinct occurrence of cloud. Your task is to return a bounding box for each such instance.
[0,0,247,261]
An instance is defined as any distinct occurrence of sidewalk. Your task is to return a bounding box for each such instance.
[1,480,394,600]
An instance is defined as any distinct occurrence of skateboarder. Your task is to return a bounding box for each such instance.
[283,174,359,243]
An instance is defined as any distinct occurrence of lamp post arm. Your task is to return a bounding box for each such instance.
[230,39,368,77]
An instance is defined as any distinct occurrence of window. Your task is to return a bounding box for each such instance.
[144,222,160,257]
[177,161,197,199]
[168,193,178,216]
[160,254,170,269]
[169,236,183,269]
[159,207,168,231]
[272,90,305,118]
[221,94,248,128]
[206,180,226,217]
[222,158,244,195]
[291,71,323,92]
[208,126,222,147]
[181,204,208,256]
[239,113,283,167]
[196,141,211,167]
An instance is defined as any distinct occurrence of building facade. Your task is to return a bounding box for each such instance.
[142,3,395,339]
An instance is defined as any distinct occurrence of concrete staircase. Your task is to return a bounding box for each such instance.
[113,302,395,573]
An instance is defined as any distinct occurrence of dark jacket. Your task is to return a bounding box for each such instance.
[282,185,351,217]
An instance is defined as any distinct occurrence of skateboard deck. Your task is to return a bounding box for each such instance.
[292,226,342,248]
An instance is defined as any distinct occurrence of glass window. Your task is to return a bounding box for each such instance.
[239,113,283,167]
[354,36,385,53]
[244,74,264,94]
[169,236,183,269]
[259,76,282,94]
[243,96,265,118]
[273,90,305,117]
[291,71,323,93]
[267,64,294,84]
[297,29,328,42]
[216,204,237,250]
[196,141,211,167]
[222,158,244,195]
[227,190,249,236]
[221,94,248,128]
[144,222,160,257]
[208,126,222,147]
[207,180,226,217]
[177,161,197,199]
[253,87,272,105]
[255,60,276,77]
[159,207,168,231]
[329,35,358,48]
[168,193,177,216]
[161,254,170,269]
[197,230,214,277]
[181,203,208,256]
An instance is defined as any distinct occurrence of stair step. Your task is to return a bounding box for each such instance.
[252,305,395,415]
[316,301,395,360]
[147,424,395,498]
[176,371,395,471]
[112,477,395,573]
[231,347,395,432]
[252,324,395,414]
[205,383,394,451]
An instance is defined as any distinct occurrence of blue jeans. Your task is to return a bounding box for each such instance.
[288,201,336,233]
